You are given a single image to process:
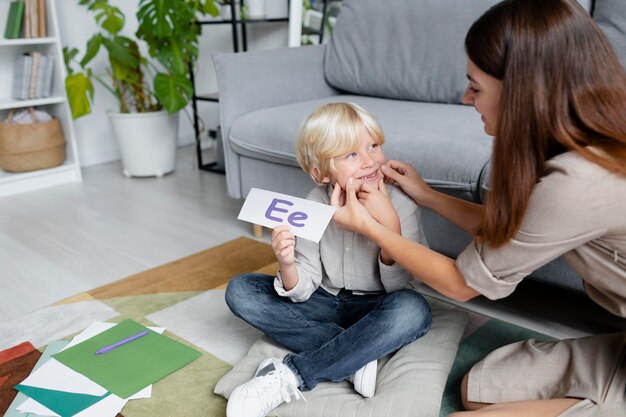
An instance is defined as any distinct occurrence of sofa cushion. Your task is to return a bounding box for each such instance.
[592,0,626,70]
[324,0,500,104]
[229,96,493,202]
[215,302,469,417]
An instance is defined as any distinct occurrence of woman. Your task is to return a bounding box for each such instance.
[330,0,626,416]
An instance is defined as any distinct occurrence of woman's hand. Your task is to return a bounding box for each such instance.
[358,178,400,233]
[358,179,400,265]
[330,178,376,235]
[271,225,295,266]
[382,160,433,206]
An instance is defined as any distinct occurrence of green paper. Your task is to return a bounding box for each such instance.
[53,319,202,399]
[14,385,110,417]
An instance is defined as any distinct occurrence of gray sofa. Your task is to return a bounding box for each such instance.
[212,0,625,293]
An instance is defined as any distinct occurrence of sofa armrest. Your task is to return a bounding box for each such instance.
[212,45,340,198]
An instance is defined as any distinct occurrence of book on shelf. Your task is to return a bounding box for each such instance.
[21,0,46,38]
[34,54,54,98]
[12,53,32,100]
[38,0,46,37]
[29,51,41,98]
[11,51,54,100]
[4,1,25,39]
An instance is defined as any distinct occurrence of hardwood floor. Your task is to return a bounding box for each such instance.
[0,145,251,322]
[1,144,624,339]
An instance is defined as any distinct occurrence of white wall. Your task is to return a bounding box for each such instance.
[58,0,289,167]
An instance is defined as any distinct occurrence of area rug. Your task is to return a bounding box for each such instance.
[0,237,551,417]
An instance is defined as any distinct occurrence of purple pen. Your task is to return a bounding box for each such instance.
[95,330,149,355]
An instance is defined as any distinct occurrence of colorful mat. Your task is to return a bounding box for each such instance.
[0,237,550,417]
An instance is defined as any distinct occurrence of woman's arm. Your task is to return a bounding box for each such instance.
[331,179,480,301]
[382,161,484,235]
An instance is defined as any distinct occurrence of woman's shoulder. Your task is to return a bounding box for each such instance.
[543,150,626,188]
[536,151,626,215]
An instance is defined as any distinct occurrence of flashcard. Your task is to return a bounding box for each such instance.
[237,188,336,242]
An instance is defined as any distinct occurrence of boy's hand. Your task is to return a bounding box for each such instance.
[331,180,375,234]
[358,179,401,233]
[271,225,296,266]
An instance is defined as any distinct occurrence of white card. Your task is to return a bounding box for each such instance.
[238,188,336,242]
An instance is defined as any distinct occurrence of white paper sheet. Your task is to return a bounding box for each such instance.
[18,358,107,395]
[73,394,127,417]
[238,188,336,242]
[17,322,165,415]
[16,398,59,416]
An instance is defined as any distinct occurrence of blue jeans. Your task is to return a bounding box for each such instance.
[225,273,432,391]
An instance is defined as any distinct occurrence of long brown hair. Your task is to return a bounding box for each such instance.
[466,0,626,247]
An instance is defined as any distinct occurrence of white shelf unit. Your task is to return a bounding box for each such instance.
[0,0,81,198]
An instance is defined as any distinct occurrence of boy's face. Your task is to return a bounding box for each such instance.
[324,132,386,189]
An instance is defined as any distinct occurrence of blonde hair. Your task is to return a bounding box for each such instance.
[296,102,385,184]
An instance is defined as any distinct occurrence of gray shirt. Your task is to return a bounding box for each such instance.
[275,184,427,302]
[456,151,626,318]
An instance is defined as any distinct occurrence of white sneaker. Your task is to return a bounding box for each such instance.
[348,360,377,398]
[227,357,305,417]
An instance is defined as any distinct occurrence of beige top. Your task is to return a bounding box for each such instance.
[275,184,427,302]
[456,151,626,318]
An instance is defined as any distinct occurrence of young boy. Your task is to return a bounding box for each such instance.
[225,102,432,417]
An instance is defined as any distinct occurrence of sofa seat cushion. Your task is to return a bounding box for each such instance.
[229,95,493,202]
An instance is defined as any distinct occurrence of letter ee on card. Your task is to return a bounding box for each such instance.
[237,188,336,242]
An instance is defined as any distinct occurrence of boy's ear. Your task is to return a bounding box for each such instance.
[311,167,331,184]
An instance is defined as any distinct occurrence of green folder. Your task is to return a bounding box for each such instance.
[4,1,24,39]
[53,319,202,399]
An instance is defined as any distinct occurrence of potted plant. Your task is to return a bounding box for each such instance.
[64,0,218,177]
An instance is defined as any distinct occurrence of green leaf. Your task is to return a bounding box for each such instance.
[80,34,103,68]
[103,36,140,69]
[63,47,79,75]
[66,73,94,119]
[153,72,192,113]
[137,0,196,40]
[92,2,125,34]
[201,1,219,17]
[156,37,188,75]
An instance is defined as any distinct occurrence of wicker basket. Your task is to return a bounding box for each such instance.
[0,109,66,173]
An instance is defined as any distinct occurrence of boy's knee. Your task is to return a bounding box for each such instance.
[388,290,432,338]
[225,273,274,316]
[225,274,256,312]
[225,274,244,303]
[398,291,432,324]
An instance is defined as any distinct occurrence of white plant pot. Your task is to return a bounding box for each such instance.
[107,110,179,178]
[221,1,240,20]
[221,5,232,20]
[247,0,266,18]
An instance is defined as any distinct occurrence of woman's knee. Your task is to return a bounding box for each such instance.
[461,372,487,411]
